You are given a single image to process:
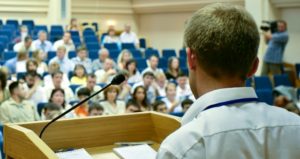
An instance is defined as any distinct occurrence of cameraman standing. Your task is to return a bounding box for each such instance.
[262,20,289,76]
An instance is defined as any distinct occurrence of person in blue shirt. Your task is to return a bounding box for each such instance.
[262,20,289,75]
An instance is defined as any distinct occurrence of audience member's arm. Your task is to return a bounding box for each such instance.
[263,31,272,43]
[168,100,180,113]
[99,69,116,83]
[25,77,41,99]
[119,84,131,100]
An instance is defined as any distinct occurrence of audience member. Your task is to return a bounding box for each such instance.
[88,102,104,116]
[66,18,82,32]
[262,20,289,76]
[117,49,133,70]
[125,59,141,83]
[32,30,53,53]
[48,88,75,118]
[26,59,38,73]
[120,24,139,47]
[165,57,182,81]
[13,36,34,53]
[23,72,47,105]
[32,50,48,75]
[273,85,299,114]
[74,88,91,117]
[132,71,157,103]
[102,28,120,46]
[42,103,61,120]
[76,74,103,102]
[125,100,141,113]
[117,71,132,101]
[92,48,112,71]
[49,46,75,74]
[43,62,70,87]
[0,81,40,123]
[100,85,125,115]
[176,73,192,100]
[129,86,150,111]
[153,100,168,113]
[71,46,92,73]
[153,72,168,97]
[142,55,163,76]
[45,71,74,102]
[162,83,181,113]
[181,98,193,113]
[5,50,29,75]
[52,32,75,53]
[13,25,29,43]
[0,70,10,105]
[95,58,117,83]
[70,64,87,85]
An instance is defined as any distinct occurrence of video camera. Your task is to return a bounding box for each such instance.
[260,20,278,33]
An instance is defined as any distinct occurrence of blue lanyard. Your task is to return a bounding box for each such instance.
[202,98,259,112]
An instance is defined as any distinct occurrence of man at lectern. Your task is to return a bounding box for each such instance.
[157,3,300,159]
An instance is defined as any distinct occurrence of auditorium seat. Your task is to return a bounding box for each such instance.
[254,76,273,91]
[109,49,120,59]
[130,49,143,58]
[84,36,98,43]
[256,89,274,105]
[0,30,13,40]
[33,25,48,36]
[136,58,147,71]
[83,28,95,37]
[179,48,187,59]
[121,43,135,50]
[245,78,252,87]
[70,84,81,93]
[86,43,100,52]
[3,51,17,60]
[158,58,168,69]
[179,58,187,68]
[295,63,300,79]
[273,74,292,87]
[162,49,177,59]
[17,72,26,80]
[21,20,35,31]
[104,43,119,51]
[6,19,19,29]
[89,50,98,60]
[37,102,47,116]
[139,38,146,48]
[47,51,56,60]
[70,30,80,37]
[145,48,159,59]
[68,51,76,59]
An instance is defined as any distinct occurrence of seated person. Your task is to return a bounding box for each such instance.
[47,88,75,118]
[176,73,193,100]
[71,46,92,74]
[164,57,183,81]
[75,74,103,102]
[43,103,61,120]
[153,100,168,114]
[125,100,141,113]
[181,98,193,113]
[142,55,163,76]
[49,46,75,74]
[5,50,29,75]
[92,48,115,71]
[32,50,48,75]
[66,18,82,32]
[117,49,133,70]
[43,62,70,87]
[153,72,168,97]
[132,71,157,103]
[75,88,91,117]
[70,64,87,85]
[124,59,142,84]
[95,58,117,84]
[52,32,75,53]
[101,28,120,47]
[23,71,47,105]
[13,25,29,43]
[162,83,181,113]
[13,36,34,53]
[117,70,132,101]
[32,30,53,53]
[0,81,40,123]
[120,24,139,47]
[100,85,125,115]
[128,86,150,111]
[88,102,104,116]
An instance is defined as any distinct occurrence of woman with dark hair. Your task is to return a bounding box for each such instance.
[129,86,150,111]
[100,85,125,115]
[0,69,10,104]
[125,59,142,83]
[70,64,87,85]
[165,57,182,81]
[45,88,75,119]
[26,59,38,73]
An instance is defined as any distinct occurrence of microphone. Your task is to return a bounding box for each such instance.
[39,74,126,138]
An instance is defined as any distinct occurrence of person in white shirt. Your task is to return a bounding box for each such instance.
[157,3,300,159]
[120,24,139,47]
[142,55,163,76]
[71,46,92,74]
[32,30,52,53]
[23,72,47,105]
[101,29,120,46]
[49,46,75,74]
[176,73,192,100]
[95,58,117,84]
[132,71,157,103]
[52,32,75,53]
[162,82,181,113]
[13,36,34,53]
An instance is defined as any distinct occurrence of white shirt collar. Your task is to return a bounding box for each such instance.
[181,87,257,125]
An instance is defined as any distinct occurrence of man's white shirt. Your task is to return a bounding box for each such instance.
[157,87,300,159]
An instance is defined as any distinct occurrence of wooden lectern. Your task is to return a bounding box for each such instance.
[3,112,180,159]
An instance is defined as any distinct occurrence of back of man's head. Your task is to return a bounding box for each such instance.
[9,81,19,95]
[184,3,259,80]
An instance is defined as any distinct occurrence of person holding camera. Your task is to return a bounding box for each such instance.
[262,20,289,76]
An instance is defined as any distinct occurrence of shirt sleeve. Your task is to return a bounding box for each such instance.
[156,148,179,159]
[272,32,288,43]
[0,103,11,124]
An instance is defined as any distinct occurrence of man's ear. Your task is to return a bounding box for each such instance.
[187,48,197,70]
[246,57,259,78]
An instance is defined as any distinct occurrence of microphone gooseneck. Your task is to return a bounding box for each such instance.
[39,74,125,138]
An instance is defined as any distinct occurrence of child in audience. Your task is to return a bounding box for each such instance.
[48,88,74,118]
[165,57,182,81]
[181,98,193,113]
[43,103,61,120]
[88,102,104,116]
[71,64,87,85]
[74,88,91,117]
[117,49,133,70]
[100,85,126,115]
[129,86,150,111]
[153,100,168,114]
[125,59,141,83]
[125,100,141,113]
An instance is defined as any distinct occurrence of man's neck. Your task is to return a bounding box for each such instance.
[12,96,22,104]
